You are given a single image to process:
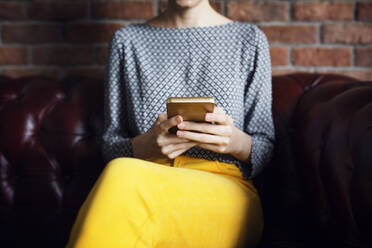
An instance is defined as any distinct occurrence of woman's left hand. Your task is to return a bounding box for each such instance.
[175,106,240,155]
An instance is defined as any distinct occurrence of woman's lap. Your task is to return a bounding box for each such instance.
[66,156,263,248]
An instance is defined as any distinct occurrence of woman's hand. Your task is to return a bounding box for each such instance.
[175,106,243,156]
[132,113,197,160]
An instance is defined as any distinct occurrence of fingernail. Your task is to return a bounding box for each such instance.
[177,130,184,136]
[178,123,184,128]
[178,115,183,122]
[205,114,211,121]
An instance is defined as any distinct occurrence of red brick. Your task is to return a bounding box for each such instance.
[355,47,372,67]
[292,47,351,66]
[357,2,372,21]
[2,24,63,44]
[323,24,372,44]
[227,1,288,22]
[0,47,28,65]
[95,45,109,65]
[93,1,154,19]
[0,2,27,20]
[65,23,124,43]
[63,67,105,79]
[2,67,60,79]
[314,69,372,81]
[270,47,289,66]
[210,0,222,13]
[30,1,88,20]
[293,2,353,21]
[160,0,221,13]
[32,46,94,66]
[260,25,317,44]
[272,68,312,76]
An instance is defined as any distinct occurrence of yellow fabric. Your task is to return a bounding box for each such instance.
[66,155,263,248]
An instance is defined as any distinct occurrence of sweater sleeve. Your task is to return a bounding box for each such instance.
[242,26,275,178]
[101,30,133,164]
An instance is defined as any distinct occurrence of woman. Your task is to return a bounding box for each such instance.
[66,0,275,247]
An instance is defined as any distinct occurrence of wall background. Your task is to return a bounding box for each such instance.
[0,0,371,81]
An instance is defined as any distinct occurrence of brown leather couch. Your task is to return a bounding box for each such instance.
[0,73,371,248]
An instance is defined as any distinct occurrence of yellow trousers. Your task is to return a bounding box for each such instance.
[66,155,263,248]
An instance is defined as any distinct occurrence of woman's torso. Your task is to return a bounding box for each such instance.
[112,21,260,178]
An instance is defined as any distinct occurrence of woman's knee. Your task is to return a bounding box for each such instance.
[103,157,146,178]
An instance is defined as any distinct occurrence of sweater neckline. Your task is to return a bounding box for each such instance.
[141,20,239,31]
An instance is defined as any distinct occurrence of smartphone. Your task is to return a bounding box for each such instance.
[166,97,215,135]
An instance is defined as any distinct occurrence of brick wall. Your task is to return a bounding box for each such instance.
[0,0,371,81]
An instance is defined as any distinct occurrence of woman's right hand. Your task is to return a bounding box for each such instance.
[131,113,197,160]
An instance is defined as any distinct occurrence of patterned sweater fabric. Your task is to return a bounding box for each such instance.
[100,20,275,179]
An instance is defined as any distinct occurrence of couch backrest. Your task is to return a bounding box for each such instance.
[0,73,370,247]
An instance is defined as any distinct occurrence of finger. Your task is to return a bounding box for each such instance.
[159,115,183,132]
[168,143,198,159]
[213,106,225,114]
[159,133,195,146]
[204,106,223,122]
[163,142,197,157]
[158,113,167,121]
[155,113,168,126]
[205,112,229,124]
[162,141,197,154]
[197,143,228,154]
[178,121,232,136]
[177,130,229,146]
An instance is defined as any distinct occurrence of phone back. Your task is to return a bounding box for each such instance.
[166,97,214,122]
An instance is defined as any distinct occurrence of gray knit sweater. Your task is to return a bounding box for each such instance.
[101,21,275,179]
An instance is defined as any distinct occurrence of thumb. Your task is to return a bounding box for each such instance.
[158,113,168,121]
